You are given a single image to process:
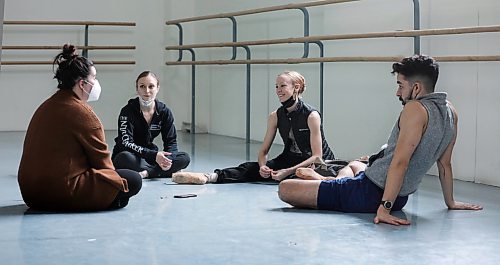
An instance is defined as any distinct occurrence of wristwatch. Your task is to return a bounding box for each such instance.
[380,200,393,210]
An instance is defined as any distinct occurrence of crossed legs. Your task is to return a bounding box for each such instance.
[295,160,367,180]
[279,161,367,208]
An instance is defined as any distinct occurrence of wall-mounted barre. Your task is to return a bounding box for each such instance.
[166,0,387,159]
[166,55,500,66]
[1,20,136,65]
[3,21,135,26]
[2,45,135,50]
[0,60,135,65]
[166,24,500,65]
[166,25,500,50]
[166,0,361,24]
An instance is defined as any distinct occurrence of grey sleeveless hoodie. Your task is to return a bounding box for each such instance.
[365,92,455,196]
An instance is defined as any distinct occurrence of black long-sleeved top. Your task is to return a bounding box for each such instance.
[112,98,178,162]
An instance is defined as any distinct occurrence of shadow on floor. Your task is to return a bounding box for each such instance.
[269,206,410,224]
[0,203,29,216]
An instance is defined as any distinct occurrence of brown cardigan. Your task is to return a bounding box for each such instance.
[18,89,128,211]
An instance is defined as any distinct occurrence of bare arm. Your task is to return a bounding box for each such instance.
[374,101,427,225]
[258,111,278,178]
[437,103,482,210]
[271,111,323,180]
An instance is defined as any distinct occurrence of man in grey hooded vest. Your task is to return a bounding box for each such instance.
[278,55,482,226]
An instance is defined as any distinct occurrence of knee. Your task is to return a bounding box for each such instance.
[278,180,294,203]
[175,152,191,168]
[116,169,142,196]
[113,151,137,168]
[129,174,142,196]
[114,151,134,160]
[348,160,367,173]
[347,160,360,167]
[182,153,191,167]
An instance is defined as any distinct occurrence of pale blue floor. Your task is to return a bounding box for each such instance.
[1,131,499,265]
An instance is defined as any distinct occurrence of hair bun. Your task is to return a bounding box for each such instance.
[62,44,78,60]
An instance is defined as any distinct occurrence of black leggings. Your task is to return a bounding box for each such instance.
[113,151,190,178]
[107,169,142,210]
[214,153,308,183]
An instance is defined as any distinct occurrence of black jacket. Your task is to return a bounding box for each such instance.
[112,98,178,162]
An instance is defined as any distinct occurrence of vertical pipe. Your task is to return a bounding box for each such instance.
[241,45,251,160]
[413,0,421,54]
[312,41,324,116]
[227,16,250,158]
[83,25,89,58]
[228,17,237,60]
[174,23,184,61]
[187,48,196,156]
[298,7,310,58]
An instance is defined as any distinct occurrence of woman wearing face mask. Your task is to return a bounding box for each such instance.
[17,44,142,211]
[112,71,190,179]
[172,71,335,184]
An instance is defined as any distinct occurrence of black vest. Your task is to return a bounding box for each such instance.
[276,99,335,160]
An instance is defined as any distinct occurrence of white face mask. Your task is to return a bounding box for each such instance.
[139,97,154,107]
[83,79,102,102]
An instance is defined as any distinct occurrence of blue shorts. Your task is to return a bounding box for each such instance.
[317,172,408,213]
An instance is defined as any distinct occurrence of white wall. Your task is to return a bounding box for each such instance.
[0,0,194,131]
[164,0,500,187]
[1,0,500,187]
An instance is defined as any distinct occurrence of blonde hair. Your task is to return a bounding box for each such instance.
[278,71,306,95]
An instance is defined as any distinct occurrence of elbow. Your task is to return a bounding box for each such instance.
[258,148,269,157]
[437,159,451,170]
[437,160,452,179]
[389,158,410,173]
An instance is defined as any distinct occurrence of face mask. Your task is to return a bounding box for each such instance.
[139,97,154,107]
[281,95,297,108]
[408,87,415,101]
[83,79,101,102]
[400,86,417,106]
[399,96,406,106]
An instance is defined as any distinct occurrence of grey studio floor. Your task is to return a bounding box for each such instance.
[1,131,499,265]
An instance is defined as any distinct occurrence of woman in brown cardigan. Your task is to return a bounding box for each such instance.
[17,44,142,211]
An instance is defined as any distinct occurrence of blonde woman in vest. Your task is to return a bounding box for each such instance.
[173,71,335,184]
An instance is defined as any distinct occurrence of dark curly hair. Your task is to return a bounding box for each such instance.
[392,55,439,92]
[53,44,94,90]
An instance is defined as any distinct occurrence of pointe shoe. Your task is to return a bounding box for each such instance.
[172,171,208,185]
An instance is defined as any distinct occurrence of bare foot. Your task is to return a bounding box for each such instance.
[295,168,335,180]
[358,155,369,162]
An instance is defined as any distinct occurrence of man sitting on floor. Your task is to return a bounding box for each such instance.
[278,54,483,226]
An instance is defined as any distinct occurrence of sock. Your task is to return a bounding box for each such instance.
[205,172,218,183]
